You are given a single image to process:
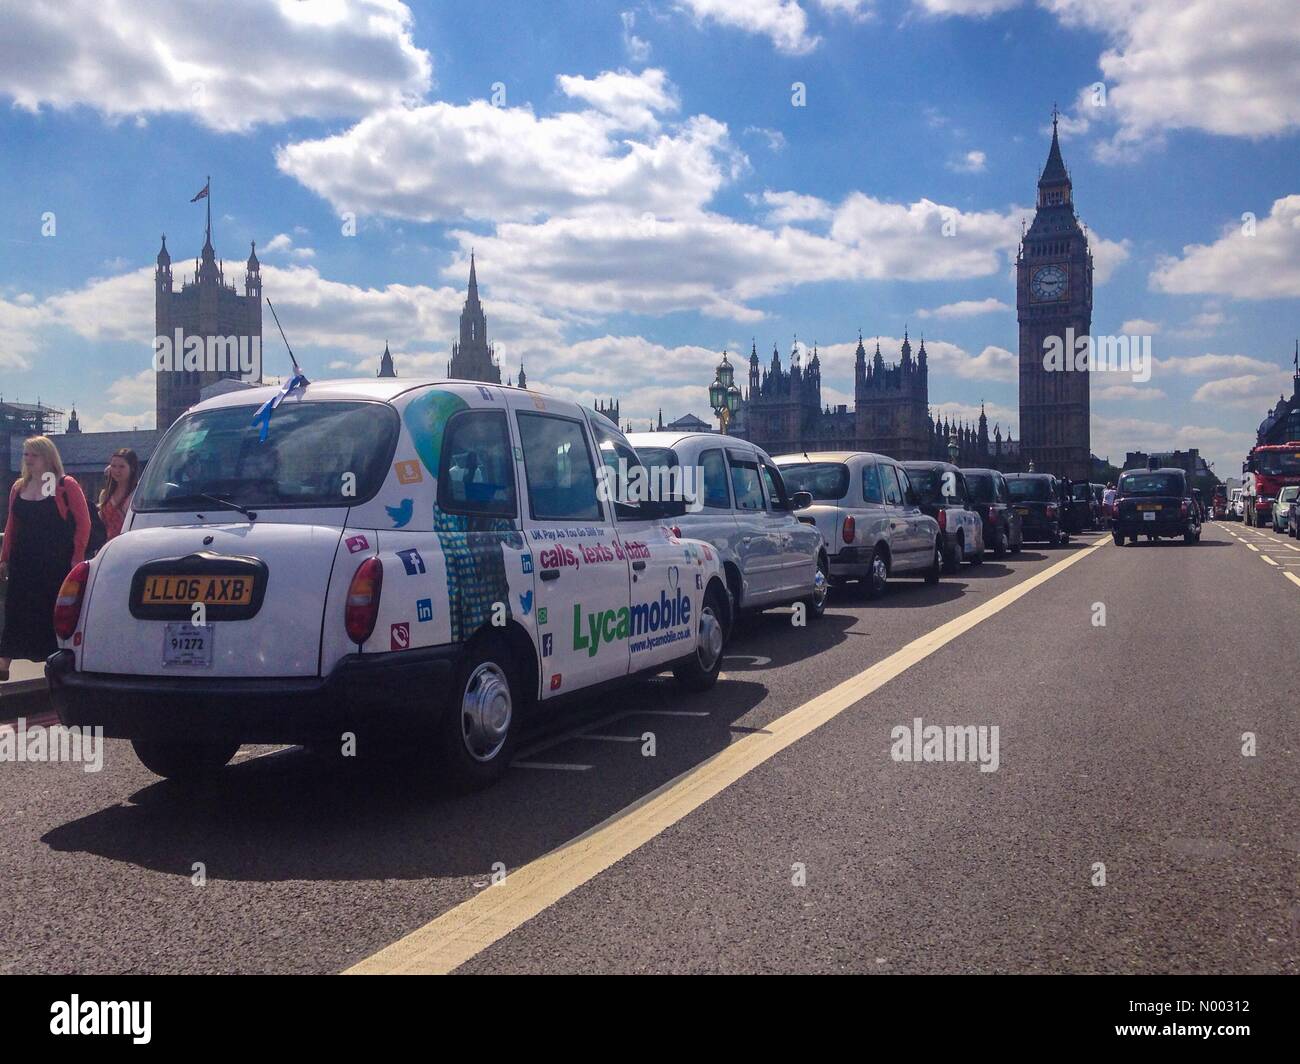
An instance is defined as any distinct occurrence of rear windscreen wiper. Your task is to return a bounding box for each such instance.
[165,492,258,519]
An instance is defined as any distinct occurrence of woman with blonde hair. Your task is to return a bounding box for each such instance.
[0,436,91,679]
[98,447,139,542]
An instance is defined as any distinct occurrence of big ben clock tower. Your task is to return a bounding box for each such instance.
[1017,111,1093,482]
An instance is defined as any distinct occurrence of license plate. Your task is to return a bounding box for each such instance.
[1137,503,1162,511]
[163,623,213,667]
[142,574,255,606]
[1143,511,1156,521]
[1015,508,1029,515]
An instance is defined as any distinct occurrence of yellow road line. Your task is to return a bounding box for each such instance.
[345,537,1111,975]
[1247,543,1260,552]
[1287,573,1300,590]
[1262,555,1279,567]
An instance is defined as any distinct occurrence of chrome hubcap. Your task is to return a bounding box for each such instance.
[872,555,887,589]
[461,662,512,762]
[812,566,828,607]
[696,606,723,672]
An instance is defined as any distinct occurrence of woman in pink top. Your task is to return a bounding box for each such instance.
[98,448,140,541]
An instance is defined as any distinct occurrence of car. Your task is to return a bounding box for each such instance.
[1110,467,1202,545]
[1271,485,1298,532]
[1288,495,1300,538]
[899,461,986,571]
[1192,488,1207,524]
[1004,472,1070,546]
[47,379,732,787]
[960,467,1023,556]
[1230,487,1244,521]
[772,451,943,598]
[626,431,828,629]
[1211,485,1228,520]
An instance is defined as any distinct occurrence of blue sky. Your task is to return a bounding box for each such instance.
[1,0,1297,478]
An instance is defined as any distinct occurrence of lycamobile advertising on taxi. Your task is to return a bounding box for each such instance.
[573,587,693,657]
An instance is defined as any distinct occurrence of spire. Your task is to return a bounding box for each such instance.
[246,240,259,271]
[1039,108,1069,188]
[518,358,527,389]
[901,326,912,365]
[468,250,479,301]
[378,341,396,378]
[157,234,170,267]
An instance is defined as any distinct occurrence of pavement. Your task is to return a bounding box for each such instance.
[0,521,1296,974]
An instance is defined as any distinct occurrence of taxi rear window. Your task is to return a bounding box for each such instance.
[136,401,398,511]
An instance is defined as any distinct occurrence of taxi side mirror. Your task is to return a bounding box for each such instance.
[790,491,813,511]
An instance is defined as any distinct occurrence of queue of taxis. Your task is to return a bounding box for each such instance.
[47,379,731,787]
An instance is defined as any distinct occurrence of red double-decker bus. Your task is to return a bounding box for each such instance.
[1241,442,1300,526]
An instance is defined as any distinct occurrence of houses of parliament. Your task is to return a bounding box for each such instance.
[735,115,1093,479]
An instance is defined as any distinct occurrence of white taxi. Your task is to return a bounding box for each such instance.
[48,379,730,787]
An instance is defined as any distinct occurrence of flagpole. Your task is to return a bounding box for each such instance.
[206,174,211,244]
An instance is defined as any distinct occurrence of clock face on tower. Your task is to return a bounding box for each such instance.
[1030,264,1068,302]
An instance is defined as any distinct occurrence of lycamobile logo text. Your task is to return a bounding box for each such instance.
[573,588,692,657]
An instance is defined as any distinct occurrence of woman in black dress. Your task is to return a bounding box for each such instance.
[0,436,91,679]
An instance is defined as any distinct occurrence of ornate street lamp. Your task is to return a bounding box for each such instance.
[710,351,738,434]
[947,432,960,465]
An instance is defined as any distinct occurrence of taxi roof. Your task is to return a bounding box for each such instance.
[190,376,534,412]
[770,450,893,464]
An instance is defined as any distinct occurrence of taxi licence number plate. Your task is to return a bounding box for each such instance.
[164,623,213,667]
[142,574,254,606]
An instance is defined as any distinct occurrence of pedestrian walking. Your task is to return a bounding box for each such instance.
[98,447,140,543]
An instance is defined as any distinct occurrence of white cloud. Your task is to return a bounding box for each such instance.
[758,190,832,225]
[674,0,820,55]
[1191,373,1295,406]
[1155,353,1279,377]
[947,150,987,173]
[744,126,788,152]
[556,68,678,132]
[918,298,1011,319]
[0,0,432,132]
[276,87,738,225]
[620,10,652,63]
[1119,318,1160,335]
[1094,383,1167,401]
[261,233,315,261]
[1150,196,1300,300]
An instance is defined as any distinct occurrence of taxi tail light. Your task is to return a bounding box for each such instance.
[1180,500,1189,517]
[53,561,91,641]
[670,525,682,539]
[936,508,947,532]
[1045,504,1057,519]
[345,557,383,645]
[842,515,855,544]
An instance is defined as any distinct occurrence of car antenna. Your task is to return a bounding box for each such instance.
[253,300,310,443]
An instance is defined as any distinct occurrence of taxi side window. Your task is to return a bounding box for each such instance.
[727,450,765,511]
[517,412,603,522]
[862,462,884,503]
[880,464,904,506]
[761,462,790,512]
[591,419,648,521]
[700,449,731,509]
[438,410,517,517]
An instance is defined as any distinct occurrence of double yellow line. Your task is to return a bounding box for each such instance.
[345,536,1111,975]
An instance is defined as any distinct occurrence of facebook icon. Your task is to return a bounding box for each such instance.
[397,548,426,576]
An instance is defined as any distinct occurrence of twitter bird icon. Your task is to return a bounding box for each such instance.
[386,498,414,528]
[519,590,533,615]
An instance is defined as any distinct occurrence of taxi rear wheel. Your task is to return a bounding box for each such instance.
[802,554,830,618]
[673,584,727,693]
[132,738,239,783]
[924,540,942,585]
[439,635,519,790]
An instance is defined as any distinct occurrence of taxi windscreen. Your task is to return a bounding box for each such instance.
[135,401,399,511]
[1007,478,1051,502]
[777,462,850,500]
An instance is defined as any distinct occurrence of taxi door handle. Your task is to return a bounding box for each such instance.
[540,569,560,582]
[632,560,647,571]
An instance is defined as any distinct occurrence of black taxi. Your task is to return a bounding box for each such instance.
[1111,467,1202,545]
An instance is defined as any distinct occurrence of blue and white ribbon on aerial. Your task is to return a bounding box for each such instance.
[251,370,310,442]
